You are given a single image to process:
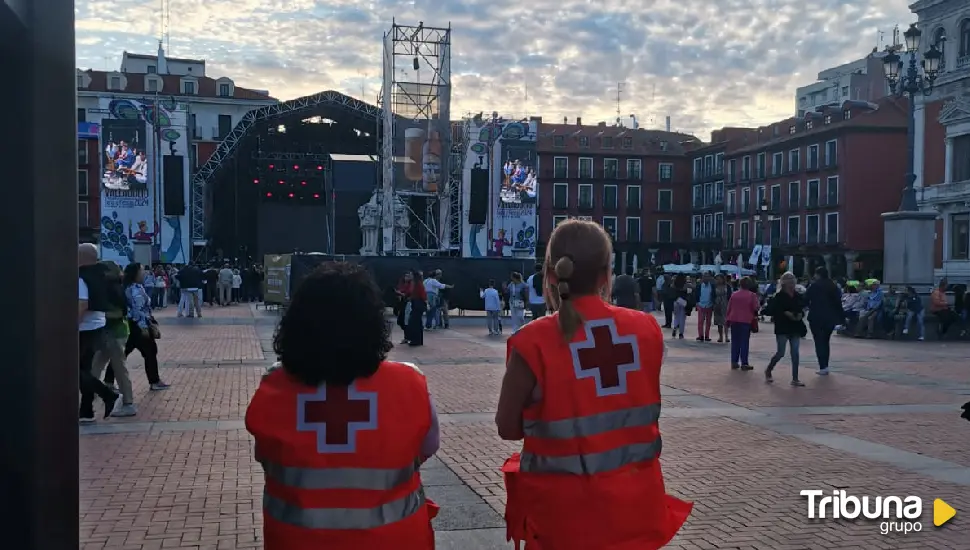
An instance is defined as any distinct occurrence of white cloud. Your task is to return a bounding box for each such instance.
[75,0,914,136]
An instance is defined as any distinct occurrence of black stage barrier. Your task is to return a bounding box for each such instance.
[1,0,81,548]
[290,255,538,311]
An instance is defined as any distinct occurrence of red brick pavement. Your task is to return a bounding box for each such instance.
[125,326,264,367]
[152,303,256,319]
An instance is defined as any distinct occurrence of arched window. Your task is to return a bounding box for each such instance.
[960,19,970,57]
[933,27,946,70]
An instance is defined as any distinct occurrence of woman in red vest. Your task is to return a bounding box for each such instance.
[496,219,692,549]
[246,262,440,550]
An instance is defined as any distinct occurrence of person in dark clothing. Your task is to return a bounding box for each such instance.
[611,273,640,310]
[78,244,120,421]
[405,270,427,346]
[803,266,842,375]
[661,272,676,327]
[764,272,808,386]
[203,266,219,305]
[637,271,656,312]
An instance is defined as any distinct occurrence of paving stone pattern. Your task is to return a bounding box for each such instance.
[80,311,970,549]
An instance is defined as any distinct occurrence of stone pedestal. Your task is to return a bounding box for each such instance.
[882,211,938,289]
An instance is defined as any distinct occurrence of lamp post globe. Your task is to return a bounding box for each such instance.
[903,23,921,53]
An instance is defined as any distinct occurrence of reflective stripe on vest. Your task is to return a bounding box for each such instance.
[263,487,426,530]
[520,437,662,475]
[261,460,417,491]
[522,403,661,440]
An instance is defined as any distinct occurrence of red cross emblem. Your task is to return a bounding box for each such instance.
[569,318,641,396]
[297,382,378,453]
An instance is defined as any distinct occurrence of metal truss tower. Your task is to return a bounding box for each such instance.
[447,119,469,252]
[379,20,452,255]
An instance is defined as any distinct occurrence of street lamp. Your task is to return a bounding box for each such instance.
[883,23,942,211]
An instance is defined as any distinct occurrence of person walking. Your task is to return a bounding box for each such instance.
[78,243,120,422]
[712,274,732,343]
[123,263,170,391]
[525,263,546,321]
[507,272,528,333]
[694,271,715,342]
[481,279,502,335]
[763,272,807,386]
[725,276,760,371]
[804,266,842,374]
[670,274,690,339]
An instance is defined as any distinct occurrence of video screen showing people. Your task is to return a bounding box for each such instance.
[101,122,149,194]
[500,158,537,204]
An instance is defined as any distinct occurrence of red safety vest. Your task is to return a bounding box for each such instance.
[246,361,439,550]
[502,295,693,550]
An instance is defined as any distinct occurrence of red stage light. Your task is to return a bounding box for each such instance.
[301,181,307,186]
[268,164,275,170]
[278,180,284,185]
[293,165,299,170]
[253,179,259,184]
[266,192,273,197]
[312,193,320,199]
[317,165,323,170]
[288,193,294,198]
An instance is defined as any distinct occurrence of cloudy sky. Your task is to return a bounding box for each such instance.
[76,0,914,137]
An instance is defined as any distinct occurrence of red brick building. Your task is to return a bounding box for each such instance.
[78,131,101,242]
[536,119,699,270]
[712,97,909,280]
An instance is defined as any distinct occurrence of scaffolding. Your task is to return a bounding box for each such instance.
[378,20,452,255]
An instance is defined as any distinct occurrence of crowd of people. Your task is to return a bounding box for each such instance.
[131,261,266,318]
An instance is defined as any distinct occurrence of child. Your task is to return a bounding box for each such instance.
[480,280,502,335]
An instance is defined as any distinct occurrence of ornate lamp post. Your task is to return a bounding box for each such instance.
[882,23,942,211]
[753,198,770,278]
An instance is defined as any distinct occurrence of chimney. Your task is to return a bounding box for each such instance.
[598,121,607,128]
[665,116,671,132]
[156,41,168,74]
[563,116,567,124]
[576,117,582,126]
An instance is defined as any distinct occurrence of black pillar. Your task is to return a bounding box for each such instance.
[0,0,80,548]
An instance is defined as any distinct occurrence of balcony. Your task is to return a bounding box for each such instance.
[806,234,819,244]
[193,126,204,140]
[806,196,821,209]
[825,233,840,244]
[958,55,970,69]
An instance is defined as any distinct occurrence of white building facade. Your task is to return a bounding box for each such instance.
[912,0,970,282]
[794,53,890,117]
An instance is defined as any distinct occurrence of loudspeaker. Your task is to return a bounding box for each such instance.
[162,155,185,215]
[468,168,488,224]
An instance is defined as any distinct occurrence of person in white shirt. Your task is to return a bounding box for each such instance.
[78,243,120,422]
[480,279,502,335]
[232,268,242,303]
[423,271,452,330]
[131,152,148,184]
[525,264,546,322]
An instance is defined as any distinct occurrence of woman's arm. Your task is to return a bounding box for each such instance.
[495,349,537,441]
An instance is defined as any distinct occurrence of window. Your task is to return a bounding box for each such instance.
[78,140,87,165]
[693,185,703,209]
[693,158,703,180]
[604,158,618,179]
[950,213,969,260]
[756,185,766,206]
[756,153,766,178]
[951,135,970,182]
[626,185,642,210]
[704,183,714,207]
[704,155,714,177]
[754,221,764,244]
[692,215,703,238]
[578,136,589,148]
[76,74,84,88]
[553,183,568,208]
[789,149,800,172]
[787,216,800,244]
[659,140,668,151]
[807,179,820,207]
[825,176,839,205]
[77,108,86,122]
[578,157,593,178]
[772,152,783,176]
[714,153,724,175]
[824,114,832,125]
[806,215,820,243]
[788,181,800,208]
[704,214,714,238]
[603,185,618,209]
[825,140,837,166]
[728,159,737,183]
[789,125,796,134]
[110,76,121,90]
[960,19,970,57]
[843,110,851,120]
[578,183,594,209]
[657,220,673,243]
[715,181,724,204]
[933,27,947,71]
[553,215,568,230]
[78,201,89,228]
[148,78,158,92]
[77,169,88,196]
[727,190,736,213]
[808,144,819,169]
[218,114,233,140]
[741,156,751,180]
[625,217,641,242]
[714,212,723,238]
[622,137,633,149]
[182,80,196,94]
[806,120,814,130]
[553,157,568,178]
[657,189,673,211]
[553,135,565,147]
[741,187,750,213]
[658,163,673,181]
[726,223,735,247]
[602,136,613,149]
[219,83,232,97]
[147,65,156,74]
[602,216,618,240]
[626,159,642,180]
[770,184,781,209]
[825,212,839,243]
[740,221,750,248]
[770,218,782,245]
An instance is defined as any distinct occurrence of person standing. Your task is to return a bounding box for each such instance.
[218,263,234,306]
[507,272,528,333]
[203,265,219,305]
[481,280,502,335]
[231,268,242,303]
[670,274,689,339]
[611,272,640,310]
[804,267,842,374]
[495,219,692,549]
[177,262,204,318]
[712,274,732,343]
[395,272,413,335]
[423,271,451,330]
[123,263,170,391]
[763,272,807,386]
[637,269,656,312]
[725,276,760,371]
[77,243,119,422]
[694,271,715,342]
[525,263,546,321]
[406,271,427,346]
[437,269,452,329]
[659,271,676,328]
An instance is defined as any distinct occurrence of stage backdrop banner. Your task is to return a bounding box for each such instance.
[98,97,190,266]
[263,254,292,306]
[462,118,538,258]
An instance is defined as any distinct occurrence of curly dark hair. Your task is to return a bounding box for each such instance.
[273,262,392,387]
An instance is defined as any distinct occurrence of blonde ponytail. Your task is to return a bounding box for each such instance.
[549,256,583,341]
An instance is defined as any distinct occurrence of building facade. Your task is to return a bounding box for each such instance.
[795,52,892,117]
[536,120,698,271]
[717,98,908,280]
[78,123,101,242]
[912,0,970,283]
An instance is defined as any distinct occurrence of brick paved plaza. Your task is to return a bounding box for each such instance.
[80,304,970,549]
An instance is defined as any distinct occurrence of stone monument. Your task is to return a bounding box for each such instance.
[359,191,410,255]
